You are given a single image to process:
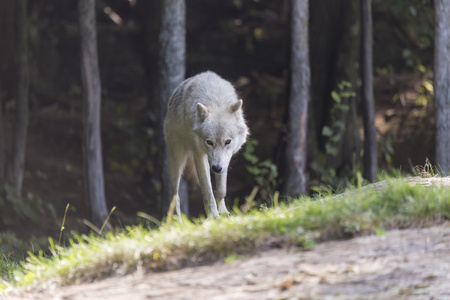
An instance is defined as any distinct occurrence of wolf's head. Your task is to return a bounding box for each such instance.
[193,99,249,174]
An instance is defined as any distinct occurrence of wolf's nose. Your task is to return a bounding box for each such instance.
[212,165,222,174]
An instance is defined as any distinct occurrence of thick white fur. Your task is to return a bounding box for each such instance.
[164,71,249,219]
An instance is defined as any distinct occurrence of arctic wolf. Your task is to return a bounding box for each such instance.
[164,71,249,219]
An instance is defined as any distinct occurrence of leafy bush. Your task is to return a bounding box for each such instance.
[242,139,278,207]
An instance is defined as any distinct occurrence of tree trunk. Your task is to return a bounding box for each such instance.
[0,89,6,183]
[12,0,29,196]
[284,0,310,196]
[158,0,188,216]
[434,0,450,176]
[309,0,361,177]
[360,0,377,182]
[0,0,14,184]
[79,0,108,227]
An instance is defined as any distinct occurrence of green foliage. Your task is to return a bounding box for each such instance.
[415,77,433,107]
[321,81,354,158]
[392,64,433,111]
[322,81,353,158]
[242,139,278,207]
[3,178,450,290]
[0,252,19,282]
[373,0,433,71]
[311,81,359,189]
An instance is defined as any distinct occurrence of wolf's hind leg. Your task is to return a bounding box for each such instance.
[214,171,230,216]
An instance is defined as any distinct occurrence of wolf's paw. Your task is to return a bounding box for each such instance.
[218,201,230,217]
[219,210,231,217]
[208,209,220,219]
[206,215,220,221]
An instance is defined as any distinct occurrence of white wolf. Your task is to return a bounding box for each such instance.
[164,71,249,219]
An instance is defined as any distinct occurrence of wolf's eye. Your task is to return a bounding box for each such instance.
[206,140,213,146]
[225,139,231,145]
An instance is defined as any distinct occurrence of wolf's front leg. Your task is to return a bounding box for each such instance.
[168,183,182,222]
[166,144,186,224]
[214,172,230,216]
[195,154,220,218]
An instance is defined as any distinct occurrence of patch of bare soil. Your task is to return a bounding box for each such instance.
[6,224,450,300]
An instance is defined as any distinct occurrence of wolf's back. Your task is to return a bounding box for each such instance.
[180,71,239,109]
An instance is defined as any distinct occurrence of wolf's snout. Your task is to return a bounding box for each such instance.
[211,165,223,174]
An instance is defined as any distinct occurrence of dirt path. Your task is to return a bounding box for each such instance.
[5,223,450,300]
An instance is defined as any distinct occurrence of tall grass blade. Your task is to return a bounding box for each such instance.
[137,212,161,226]
[82,219,100,234]
[99,206,116,235]
[58,203,70,246]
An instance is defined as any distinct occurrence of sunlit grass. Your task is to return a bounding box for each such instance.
[2,176,450,292]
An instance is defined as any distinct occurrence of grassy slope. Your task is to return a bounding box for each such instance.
[1,177,450,291]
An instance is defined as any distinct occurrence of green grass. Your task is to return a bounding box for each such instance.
[0,253,19,283]
[2,177,450,291]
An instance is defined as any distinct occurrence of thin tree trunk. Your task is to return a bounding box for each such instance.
[434,0,450,176]
[0,0,15,184]
[12,0,29,196]
[0,85,6,183]
[284,0,310,196]
[360,0,377,182]
[159,0,188,216]
[79,0,108,226]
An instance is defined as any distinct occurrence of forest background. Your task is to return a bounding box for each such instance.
[0,0,436,253]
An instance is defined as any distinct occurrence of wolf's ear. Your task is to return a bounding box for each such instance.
[196,103,209,122]
[229,99,243,114]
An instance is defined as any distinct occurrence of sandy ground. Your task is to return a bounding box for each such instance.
[5,223,450,300]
